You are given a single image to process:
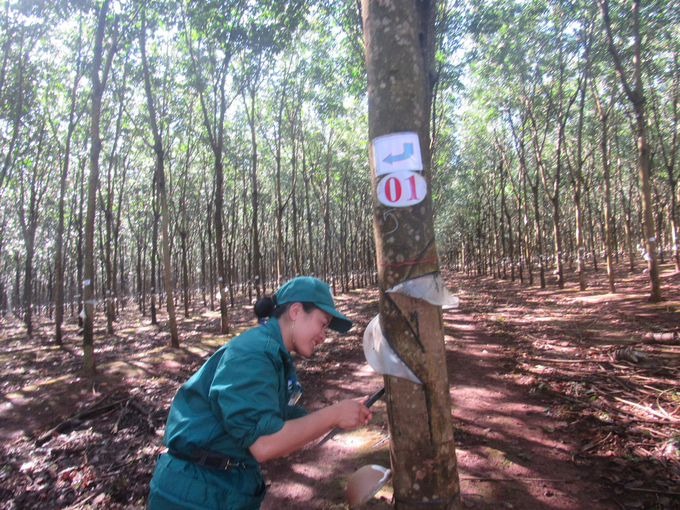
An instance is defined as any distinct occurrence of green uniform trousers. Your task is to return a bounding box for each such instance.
[148,453,266,510]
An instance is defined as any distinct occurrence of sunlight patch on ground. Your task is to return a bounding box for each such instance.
[513,316,559,322]
[290,462,327,478]
[323,426,388,453]
[274,481,315,500]
[134,325,156,333]
[332,434,371,449]
[565,293,640,304]
[353,363,379,377]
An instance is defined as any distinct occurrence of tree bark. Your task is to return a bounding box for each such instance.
[599,0,661,301]
[594,87,616,293]
[55,31,83,345]
[141,10,179,347]
[302,135,315,275]
[19,127,49,337]
[362,0,461,507]
[245,80,262,300]
[186,20,233,333]
[83,0,117,375]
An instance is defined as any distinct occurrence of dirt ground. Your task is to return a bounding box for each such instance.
[1,261,679,509]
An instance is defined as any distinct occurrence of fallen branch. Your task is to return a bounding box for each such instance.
[543,388,672,424]
[112,401,129,434]
[62,492,98,510]
[626,487,680,496]
[642,332,678,344]
[461,476,577,482]
[527,356,601,364]
[36,395,132,447]
[612,396,680,423]
[576,432,612,456]
[130,400,156,432]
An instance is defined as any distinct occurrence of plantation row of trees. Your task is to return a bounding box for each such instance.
[0,0,397,372]
[434,0,679,303]
[0,0,678,370]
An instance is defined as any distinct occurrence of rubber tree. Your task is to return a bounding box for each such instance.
[83,0,118,375]
[54,23,85,345]
[140,7,179,347]
[362,0,461,508]
[598,0,661,301]
[183,0,245,334]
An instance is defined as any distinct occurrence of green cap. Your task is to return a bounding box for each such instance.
[275,276,353,333]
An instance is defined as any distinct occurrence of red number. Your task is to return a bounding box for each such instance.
[406,175,419,200]
[385,177,402,202]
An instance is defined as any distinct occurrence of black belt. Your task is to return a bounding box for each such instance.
[168,449,246,471]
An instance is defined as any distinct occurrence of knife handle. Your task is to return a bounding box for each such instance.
[365,387,386,408]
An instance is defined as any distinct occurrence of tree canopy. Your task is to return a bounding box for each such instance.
[0,0,678,343]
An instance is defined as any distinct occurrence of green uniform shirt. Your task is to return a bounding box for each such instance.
[149,319,307,510]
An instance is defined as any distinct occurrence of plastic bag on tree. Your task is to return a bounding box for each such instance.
[386,272,459,309]
[363,315,422,384]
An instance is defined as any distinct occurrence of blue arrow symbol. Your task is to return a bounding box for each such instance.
[383,143,414,164]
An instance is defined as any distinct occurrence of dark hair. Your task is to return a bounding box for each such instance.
[254,296,317,320]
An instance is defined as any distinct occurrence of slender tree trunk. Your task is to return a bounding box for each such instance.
[206,188,215,311]
[83,0,117,375]
[75,158,86,326]
[228,185,237,306]
[136,240,143,313]
[595,91,616,293]
[242,77,262,300]
[274,78,288,284]
[200,230,206,308]
[568,25,592,292]
[22,232,35,336]
[14,252,20,317]
[150,194,158,326]
[302,136,315,275]
[290,86,302,276]
[530,182,546,288]
[362,0,460,507]
[141,11,179,346]
[102,82,126,336]
[55,36,83,345]
[599,0,661,300]
[189,32,231,332]
[179,109,194,317]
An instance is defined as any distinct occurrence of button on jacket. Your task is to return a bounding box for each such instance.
[148,319,306,510]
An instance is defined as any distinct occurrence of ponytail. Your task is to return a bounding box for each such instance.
[254,295,278,320]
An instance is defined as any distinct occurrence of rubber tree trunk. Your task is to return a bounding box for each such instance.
[83,0,116,375]
[150,200,158,326]
[55,43,82,345]
[141,11,179,347]
[362,0,460,508]
[244,81,262,301]
[597,101,616,293]
[599,0,661,301]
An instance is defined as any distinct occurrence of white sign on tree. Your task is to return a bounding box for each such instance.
[376,170,427,208]
[372,132,423,175]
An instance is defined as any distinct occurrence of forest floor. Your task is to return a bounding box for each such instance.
[0,261,679,510]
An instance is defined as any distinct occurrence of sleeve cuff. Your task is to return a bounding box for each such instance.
[242,414,285,448]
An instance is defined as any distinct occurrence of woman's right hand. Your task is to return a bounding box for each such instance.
[332,397,373,430]
[250,396,373,462]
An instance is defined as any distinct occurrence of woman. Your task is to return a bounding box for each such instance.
[148,276,372,510]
